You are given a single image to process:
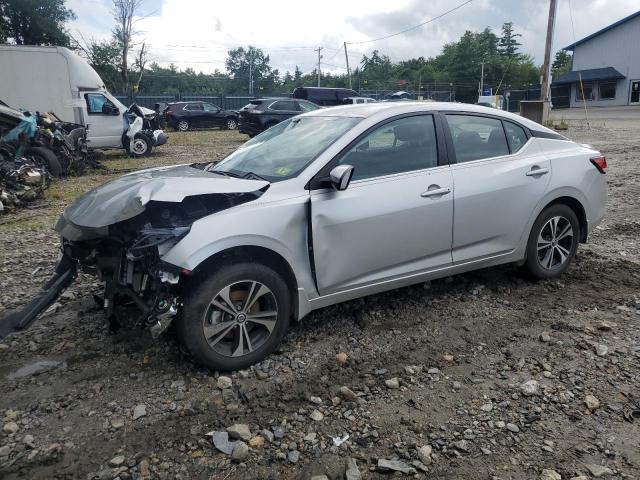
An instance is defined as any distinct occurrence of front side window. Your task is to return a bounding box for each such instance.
[446,114,509,163]
[298,101,319,112]
[504,121,528,153]
[576,82,594,101]
[85,93,115,115]
[211,116,360,182]
[185,103,204,111]
[599,81,616,100]
[338,115,438,181]
[203,103,220,112]
[270,101,296,111]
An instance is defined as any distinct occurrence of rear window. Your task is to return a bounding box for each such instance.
[240,101,264,111]
[184,103,203,111]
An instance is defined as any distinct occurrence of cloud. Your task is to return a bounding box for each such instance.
[66,0,640,77]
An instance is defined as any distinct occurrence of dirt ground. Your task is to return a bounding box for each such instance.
[0,122,638,480]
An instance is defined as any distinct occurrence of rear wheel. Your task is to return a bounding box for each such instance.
[25,146,63,177]
[525,204,579,279]
[177,119,190,131]
[178,263,291,371]
[225,118,238,130]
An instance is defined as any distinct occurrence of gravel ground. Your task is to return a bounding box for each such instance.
[0,124,638,480]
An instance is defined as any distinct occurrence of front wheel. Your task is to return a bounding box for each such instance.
[124,133,153,158]
[178,263,291,371]
[524,204,579,279]
[225,118,238,130]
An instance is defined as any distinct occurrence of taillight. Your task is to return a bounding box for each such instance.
[590,155,607,174]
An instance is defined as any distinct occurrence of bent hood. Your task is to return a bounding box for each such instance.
[60,164,269,229]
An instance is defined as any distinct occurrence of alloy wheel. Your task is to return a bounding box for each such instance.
[178,120,189,131]
[226,118,237,130]
[202,280,278,357]
[536,215,574,270]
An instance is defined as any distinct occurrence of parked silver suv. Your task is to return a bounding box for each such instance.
[3,103,607,371]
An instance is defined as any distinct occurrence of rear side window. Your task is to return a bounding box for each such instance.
[298,101,319,112]
[446,115,509,163]
[504,121,528,152]
[338,115,438,181]
[185,103,203,111]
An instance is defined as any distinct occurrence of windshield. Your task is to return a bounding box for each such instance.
[211,116,360,182]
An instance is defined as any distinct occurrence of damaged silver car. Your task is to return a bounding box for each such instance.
[1,103,607,371]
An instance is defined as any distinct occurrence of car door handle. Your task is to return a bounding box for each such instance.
[526,167,549,176]
[421,186,451,198]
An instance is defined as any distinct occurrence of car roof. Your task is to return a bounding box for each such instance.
[299,101,554,132]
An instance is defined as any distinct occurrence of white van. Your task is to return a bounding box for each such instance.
[0,45,166,154]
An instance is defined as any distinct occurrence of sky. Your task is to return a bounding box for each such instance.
[67,0,639,76]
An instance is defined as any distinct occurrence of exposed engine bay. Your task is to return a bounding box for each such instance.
[0,164,268,338]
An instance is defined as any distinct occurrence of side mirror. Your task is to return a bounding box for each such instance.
[329,164,354,191]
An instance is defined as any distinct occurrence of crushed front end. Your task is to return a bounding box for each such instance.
[0,164,269,339]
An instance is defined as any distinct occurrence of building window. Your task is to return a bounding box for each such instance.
[599,81,616,100]
[576,82,594,101]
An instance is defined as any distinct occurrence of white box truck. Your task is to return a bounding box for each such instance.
[0,45,166,155]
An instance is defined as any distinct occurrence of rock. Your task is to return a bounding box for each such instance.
[495,421,506,428]
[595,344,608,357]
[217,376,233,389]
[540,332,552,342]
[568,477,588,480]
[260,429,274,443]
[23,434,35,448]
[255,370,268,380]
[452,439,471,453]
[452,381,462,390]
[3,422,19,434]
[520,380,540,396]
[211,431,237,455]
[427,367,440,374]
[377,458,416,474]
[540,469,562,480]
[345,457,362,480]
[586,464,613,477]
[339,386,359,402]
[310,409,324,421]
[597,321,615,331]
[273,426,285,439]
[287,450,300,463]
[110,417,124,429]
[304,432,317,442]
[248,436,264,448]
[506,423,520,433]
[404,365,423,375]
[109,455,125,467]
[416,445,432,465]
[227,423,251,441]
[584,394,600,411]
[138,459,151,477]
[480,403,493,412]
[0,444,11,457]
[132,404,147,420]
[443,354,455,362]
[309,396,322,405]
[385,377,400,389]
[231,441,249,462]
[336,352,349,364]
[311,476,329,480]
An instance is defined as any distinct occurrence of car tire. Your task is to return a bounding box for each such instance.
[225,118,238,130]
[25,146,63,177]
[124,133,153,158]
[177,119,190,131]
[524,204,580,280]
[177,262,291,371]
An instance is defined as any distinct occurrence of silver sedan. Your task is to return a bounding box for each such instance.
[6,102,607,371]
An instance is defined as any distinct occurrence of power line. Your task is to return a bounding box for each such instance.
[346,0,474,45]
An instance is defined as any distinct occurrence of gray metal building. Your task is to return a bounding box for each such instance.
[554,10,640,107]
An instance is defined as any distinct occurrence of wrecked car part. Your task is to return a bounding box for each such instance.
[0,254,76,338]
[0,150,50,211]
[123,104,168,157]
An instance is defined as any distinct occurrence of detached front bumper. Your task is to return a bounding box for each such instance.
[152,129,168,147]
[0,254,76,338]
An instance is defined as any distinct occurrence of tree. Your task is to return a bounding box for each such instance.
[112,0,144,95]
[74,38,122,91]
[552,50,572,78]
[498,22,522,59]
[225,46,272,93]
[0,0,75,46]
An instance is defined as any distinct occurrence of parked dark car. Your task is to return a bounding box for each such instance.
[164,101,238,131]
[292,87,359,106]
[238,98,320,137]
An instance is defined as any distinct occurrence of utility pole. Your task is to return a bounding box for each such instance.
[540,0,558,122]
[479,61,485,96]
[315,47,323,87]
[248,49,253,96]
[343,42,352,90]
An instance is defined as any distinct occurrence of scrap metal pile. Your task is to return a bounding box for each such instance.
[0,101,97,212]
